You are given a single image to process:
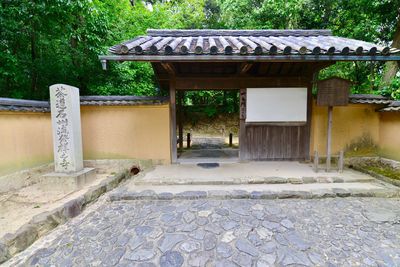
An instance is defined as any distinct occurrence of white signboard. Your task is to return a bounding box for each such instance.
[246,87,307,122]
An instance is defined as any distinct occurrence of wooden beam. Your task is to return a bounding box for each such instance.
[304,81,313,161]
[276,62,285,75]
[151,62,164,90]
[279,63,293,75]
[257,63,271,75]
[238,63,253,75]
[177,91,184,150]
[169,80,177,163]
[286,62,296,75]
[161,62,176,76]
[175,76,308,89]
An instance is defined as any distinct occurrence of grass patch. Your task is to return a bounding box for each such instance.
[344,134,379,157]
[364,165,400,181]
[345,147,379,158]
[348,157,400,187]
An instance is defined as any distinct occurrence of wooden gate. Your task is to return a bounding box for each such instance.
[239,88,311,161]
[241,124,309,160]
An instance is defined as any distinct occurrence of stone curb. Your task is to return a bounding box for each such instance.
[109,188,400,202]
[0,170,131,264]
[132,175,375,186]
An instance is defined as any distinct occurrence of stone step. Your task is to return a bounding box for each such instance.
[132,176,376,186]
[111,181,400,201]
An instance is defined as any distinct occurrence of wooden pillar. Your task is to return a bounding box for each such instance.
[187,133,191,148]
[177,90,184,150]
[170,80,177,163]
[305,81,313,161]
[239,88,246,161]
[326,105,333,171]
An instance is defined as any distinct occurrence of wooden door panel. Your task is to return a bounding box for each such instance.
[243,125,307,160]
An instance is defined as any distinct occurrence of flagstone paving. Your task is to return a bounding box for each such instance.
[6,197,400,266]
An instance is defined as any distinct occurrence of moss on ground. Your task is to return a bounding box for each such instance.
[364,165,400,181]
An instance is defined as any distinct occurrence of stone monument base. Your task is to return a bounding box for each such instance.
[40,168,96,192]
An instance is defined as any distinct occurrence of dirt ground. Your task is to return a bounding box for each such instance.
[181,113,240,151]
[0,160,134,237]
[183,112,239,137]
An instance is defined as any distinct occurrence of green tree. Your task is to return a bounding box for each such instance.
[1,0,400,99]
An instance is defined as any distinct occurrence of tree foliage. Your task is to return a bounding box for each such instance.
[0,0,399,100]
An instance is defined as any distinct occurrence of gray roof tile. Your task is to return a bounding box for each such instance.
[108,29,397,57]
[0,96,168,112]
[378,101,400,112]
[349,94,392,104]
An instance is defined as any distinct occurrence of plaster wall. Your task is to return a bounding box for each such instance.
[80,105,171,164]
[0,112,53,176]
[1,101,398,177]
[379,112,400,161]
[310,102,380,156]
[0,104,171,177]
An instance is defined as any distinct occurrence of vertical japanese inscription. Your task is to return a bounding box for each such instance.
[55,86,70,170]
[240,88,246,120]
[50,84,84,173]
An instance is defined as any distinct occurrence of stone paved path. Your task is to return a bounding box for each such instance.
[6,198,400,266]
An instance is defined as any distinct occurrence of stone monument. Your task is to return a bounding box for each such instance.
[42,84,95,191]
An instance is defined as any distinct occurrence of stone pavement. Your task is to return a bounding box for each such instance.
[133,162,378,185]
[5,197,400,266]
[178,148,239,161]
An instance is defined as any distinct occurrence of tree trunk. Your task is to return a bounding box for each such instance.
[177,91,184,150]
[382,10,400,86]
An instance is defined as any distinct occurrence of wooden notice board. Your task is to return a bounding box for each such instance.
[316,76,351,171]
[317,77,351,107]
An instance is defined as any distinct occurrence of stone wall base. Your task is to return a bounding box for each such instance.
[40,168,96,192]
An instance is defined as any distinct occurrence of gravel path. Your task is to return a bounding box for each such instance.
[6,198,400,266]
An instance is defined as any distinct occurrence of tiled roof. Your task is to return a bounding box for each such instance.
[0,96,168,112]
[1,95,398,112]
[349,94,392,104]
[80,96,168,106]
[108,29,398,57]
[378,101,400,112]
[0,98,50,112]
